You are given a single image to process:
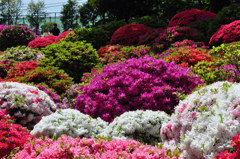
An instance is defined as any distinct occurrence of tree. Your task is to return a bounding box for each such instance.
[0,0,22,24]
[60,0,79,31]
[26,0,45,27]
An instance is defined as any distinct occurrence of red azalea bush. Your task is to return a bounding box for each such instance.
[44,35,57,42]
[13,135,181,159]
[209,20,240,46]
[28,37,56,49]
[0,109,31,158]
[55,31,74,42]
[154,26,199,50]
[138,28,163,45]
[166,49,212,67]
[75,55,203,122]
[168,9,216,27]
[215,132,240,159]
[110,24,149,46]
[6,61,39,79]
[97,45,122,58]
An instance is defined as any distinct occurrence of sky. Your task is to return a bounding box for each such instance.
[21,0,87,15]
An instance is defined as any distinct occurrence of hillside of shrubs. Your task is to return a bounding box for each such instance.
[0,3,240,159]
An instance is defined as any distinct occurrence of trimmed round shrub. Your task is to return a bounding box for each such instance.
[101,45,152,64]
[154,26,199,49]
[110,24,149,46]
[6,61,39,79]
[215,132,240,159]
[0,24,10,32]
[31,109,108,138]
[0,109,31,158]
[138,28,163,45]
[0,25,36,51]
[161,81,240,159]
[13,66,73,95]
[0,82,57,129]
[1,46,44,61]
[100,110,170,145]
[28,37,56,49]
[75,55,203,122]
[209,20,240,46]
[13,135,180,159]
[40,41,99,82]
[168,9,216,27]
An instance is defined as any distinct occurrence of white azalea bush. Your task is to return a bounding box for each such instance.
[0,82,56,129]
[31,109,108,138]
[160,81,240,159]
[100,110,170,145]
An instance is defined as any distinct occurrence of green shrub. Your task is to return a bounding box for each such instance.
[209,41,240,58]
[1,46,44,61]
[14,66,73,95]
[0,25,35,51]
[40,41,99,82]
[130,15,167,28]
[41,22,56,32]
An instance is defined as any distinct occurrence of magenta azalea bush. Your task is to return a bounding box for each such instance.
[75,55,203,122]
[0,82,57,129]
[110,24,149,46]
[161,81,240,159]
[13,135,181,159]
[168,9,216,27]
[209,20,240,46]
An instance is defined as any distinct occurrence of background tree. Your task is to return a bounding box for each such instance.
[26,0,45,27]
[60,0,79,31]
[0,0,22,24]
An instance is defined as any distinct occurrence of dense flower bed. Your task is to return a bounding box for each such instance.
[110,24,149,46]
[168,9,216,27]
[209,20,240,46]
[161,81,240,159]
[75,55,203,122]
[13,135,181,159]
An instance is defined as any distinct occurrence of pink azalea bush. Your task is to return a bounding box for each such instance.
[0,82,57,129]
[209,20,240,46]
[214,132,240,159]
[161,81,240,159]
[0,109,31,158]
[168,9,216,27]
[13,135,181,159]
[75,55,203,122]
[28,37,56,49]
[55,31,74,42]
[110,24,149,46]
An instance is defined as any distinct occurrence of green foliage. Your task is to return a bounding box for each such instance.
[1,45,43,61]
[26,0,45,27]
[64,27,109,49]
[60,0,79,30]
[130,15,167,29]
[0,25,35,51]
[209,41,240,58]
[41,22,56,32]
[14,66,73,95]
[40,41,100,82]
[0,0,22,24]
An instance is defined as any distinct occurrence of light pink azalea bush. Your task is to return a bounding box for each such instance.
[0,82,57,129]
[161,81,240,159]
[13,135,181,159]
[100,110,170,145]
[31,109,108,138]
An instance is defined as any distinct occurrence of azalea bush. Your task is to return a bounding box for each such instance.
[13,135,180,159]
[101,45,152,64]
[55,31,74,42]
[28,37,56,49]
[0,25,36,51]
[214,132,240,159]
[1,46,44,61]
[0,109,31,158]
[13,66,73,95]
[161,81,240,159]
[110,24,149,46]
[31,109,108,138]
[138,28,163,45]
[209,20,240,46]
[97,45,122,58]
[0,82,57,129]
[168,9,216,27]
[75,55,203,122]
[40,41,99,82]
[100,110,170,145]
